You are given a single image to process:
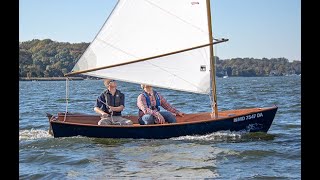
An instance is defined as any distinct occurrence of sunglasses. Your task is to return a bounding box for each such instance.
[109,80,116,84]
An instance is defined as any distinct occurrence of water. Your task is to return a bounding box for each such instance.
[19,76,301,179]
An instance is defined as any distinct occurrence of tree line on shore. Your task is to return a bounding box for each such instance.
[19,39,301,78]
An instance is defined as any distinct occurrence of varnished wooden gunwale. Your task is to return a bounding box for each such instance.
[49,106,276,127]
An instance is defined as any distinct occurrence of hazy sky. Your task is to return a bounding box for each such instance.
[19,0,301,61]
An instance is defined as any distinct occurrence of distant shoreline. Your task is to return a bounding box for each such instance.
[19,77,84,81]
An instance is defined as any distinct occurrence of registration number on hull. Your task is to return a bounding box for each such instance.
[233,112,263,122]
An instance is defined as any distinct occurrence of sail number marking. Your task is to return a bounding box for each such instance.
[233,112,263,122]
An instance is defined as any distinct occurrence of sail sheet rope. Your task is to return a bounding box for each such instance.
[64,77,70,122]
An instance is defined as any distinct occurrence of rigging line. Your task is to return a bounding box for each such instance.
[97,96,113,114]
[208,90,213,110]
[144,0,207,34]
[97,95,115,123]
[64,77,70,122]
[209,45,218,109]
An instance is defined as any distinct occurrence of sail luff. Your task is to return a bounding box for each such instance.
[69,0,120,75]
[206,0,218,116]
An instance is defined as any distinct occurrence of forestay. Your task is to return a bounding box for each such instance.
[72,0,213,94]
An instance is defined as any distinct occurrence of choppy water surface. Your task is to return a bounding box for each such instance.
[19,76,301,179]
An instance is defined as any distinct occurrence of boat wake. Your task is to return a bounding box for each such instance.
[171,131,244,141]
[171,131,275,142]
[19,129,52,141]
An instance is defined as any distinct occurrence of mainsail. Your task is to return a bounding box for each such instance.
[71,0,215,94]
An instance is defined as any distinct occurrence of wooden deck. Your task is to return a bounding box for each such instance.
[52,107,269,126]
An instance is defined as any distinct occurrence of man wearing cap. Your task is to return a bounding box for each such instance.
[94,79,133,125]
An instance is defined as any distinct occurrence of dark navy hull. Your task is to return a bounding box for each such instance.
[49,106,278,139]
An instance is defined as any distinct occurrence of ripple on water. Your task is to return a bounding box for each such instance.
[19,77,301,179]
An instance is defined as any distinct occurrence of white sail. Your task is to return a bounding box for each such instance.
[72,0,212,94]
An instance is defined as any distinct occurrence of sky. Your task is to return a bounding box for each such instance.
[19,0,301,62]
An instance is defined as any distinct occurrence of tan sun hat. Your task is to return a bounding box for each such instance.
[103,79,115,87]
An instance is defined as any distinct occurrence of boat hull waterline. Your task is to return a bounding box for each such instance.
[47,105,277,139]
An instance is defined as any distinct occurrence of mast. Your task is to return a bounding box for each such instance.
[206,0,218,117]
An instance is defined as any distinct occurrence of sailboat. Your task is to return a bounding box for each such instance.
[47,0,277,139]
[223,71,229,78]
